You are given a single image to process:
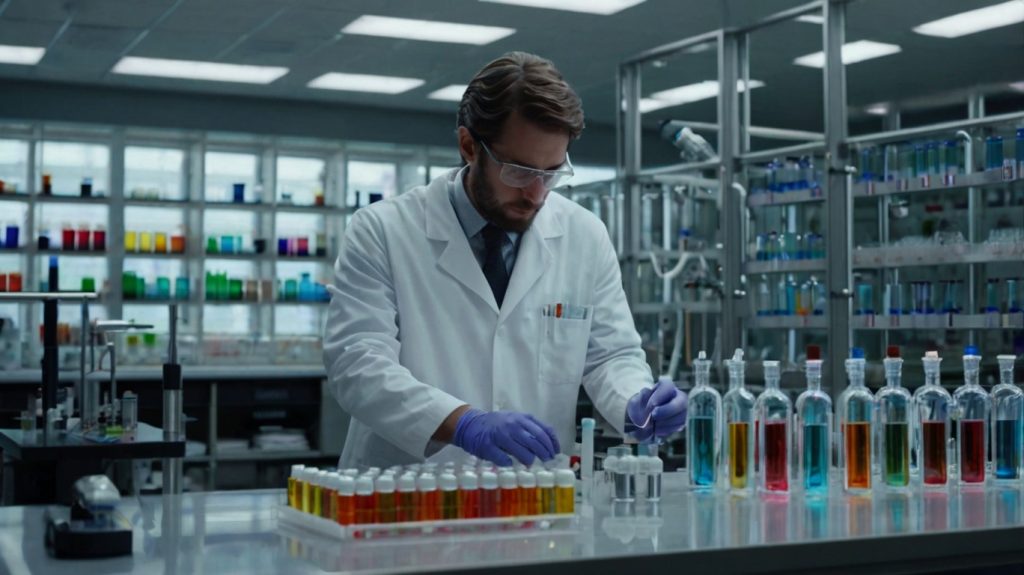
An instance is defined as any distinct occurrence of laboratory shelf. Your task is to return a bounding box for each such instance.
[0,193,31,202]
[273,203,346,215]
[851,242,1024,269]
[123,198,191,208]
[747,187,825,208]
[275,254,332,263]
[0,246,28,253]
[202,299,266,306]
[851,169,1017,199]
[215,449,324,462]
[33,194,110,204]
[204,252,268,261]
[744,259,826,275]
[203,200,269,211]
[122,298,196,306]
[747,315,827,329]
[852,313,1024,331]
[36,248,107,256]
[124,251,189,259]
[632,301,720,314]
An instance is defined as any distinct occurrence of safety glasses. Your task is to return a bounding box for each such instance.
[475,137,574,190]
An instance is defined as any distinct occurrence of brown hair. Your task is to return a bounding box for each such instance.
[457,51,585,144]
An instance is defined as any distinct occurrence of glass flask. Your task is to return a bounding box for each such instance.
[757,360,792,493]
[838,348,874,493]
[796,345,831,494]
[686,350,721,490]
[991,355,1022,483]
[953,346,990,486]
[877,346,912,489]
[722,349,755,493]
[913,351,952,487]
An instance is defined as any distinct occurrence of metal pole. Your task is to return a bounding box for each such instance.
[881,112,900,353]
[823,0,851,396]
[718,30,743,364]
[163,303,183,496]
[621,64,643,307]
[78,301,88,420]
[966,94,985,347]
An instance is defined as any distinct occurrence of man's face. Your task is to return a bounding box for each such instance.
[462,111,570,233]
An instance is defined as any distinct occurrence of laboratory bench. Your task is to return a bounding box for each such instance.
[0,475,1022,574]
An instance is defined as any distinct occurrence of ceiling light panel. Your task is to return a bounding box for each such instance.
[796,14,824,24]
[428,85,468,101]
[913,1,1024,38]
[342,15,515,45]
[478,0,646,15]
[308,73,425,94]
[793,40,902,68]
[111,56,288,84]
[0,44,46,65]
[641,79,765,113]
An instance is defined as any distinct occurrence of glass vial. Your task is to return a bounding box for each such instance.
[991,355,1022,483]
[722,349,755,493]
[839,348,874,493]
[877,346,912,489]
[686,351,721,489]
[913,351,952,487]
[756,360,792,493]
[954,347,990,486]
[796,345,832,495]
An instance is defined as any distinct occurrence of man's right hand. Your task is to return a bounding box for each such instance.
[453,408,561,466]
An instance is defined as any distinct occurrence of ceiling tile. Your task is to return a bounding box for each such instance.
[157,0,289,34]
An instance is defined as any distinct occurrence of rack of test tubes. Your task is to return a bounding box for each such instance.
[279,460,578,540]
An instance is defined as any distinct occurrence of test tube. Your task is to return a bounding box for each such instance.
[288,464,305,509]
[458,470,480,519]
[396,472,418,522]
[375,474,397,523]
[517,468,540,516]
[643,450,663,502]
[321,471,338,520]
[354,475,376,524]
[336,474,356,525]
[315,470,329,518]
[479,470,499,518]
[416,472,440,521]
[498,468,519,517]
[121,391,137,432]
[985,279,1000,313]
[615,453,637,501]
[301,467,318,513]
[536,469,555,514]
[439,471,458,520]
[1006,278,1020,313]
[555,469,575,514]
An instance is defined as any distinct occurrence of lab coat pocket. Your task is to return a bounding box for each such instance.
[539,311,593,386]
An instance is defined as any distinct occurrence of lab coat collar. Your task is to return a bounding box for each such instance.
[425,168,564,319]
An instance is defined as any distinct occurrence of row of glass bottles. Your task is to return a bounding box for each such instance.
[756,275,826,316]
[754,231,825,261]
[748,156,821,195]
[875,278,1022,316]
[683,346,1023,494]
[856,130,1023,183]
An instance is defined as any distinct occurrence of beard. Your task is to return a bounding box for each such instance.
[468,160,542,234]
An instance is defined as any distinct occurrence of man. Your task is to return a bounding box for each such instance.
[325,52,686,469]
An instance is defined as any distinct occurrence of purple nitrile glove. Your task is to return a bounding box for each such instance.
[453,408,561,467]
[626,377,688,441]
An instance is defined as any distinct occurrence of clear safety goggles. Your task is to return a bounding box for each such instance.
[476,138,574,190]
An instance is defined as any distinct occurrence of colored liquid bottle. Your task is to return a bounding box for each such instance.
[498,468,519,517]
[555,469,575,514]
[458,470,481,519]
[375,474,397,523]
[439,471,459,520]
[877,346,911,489]
[319,471,336,520]
[913,351,952,486]
[335,474,356,525]
[991,355,1022,483]
[756,360,791,493]
[722,348,755,493]
[288,464,305,509]
[839,348,873,493]
[686,350,720,489]
[396,472,418,522]
[796,345,832,494]
[536,469,556,514]
[479,470,500,518]
[953,346,990,486]
[417,472,440,521]
[517,468,540,516]
[312,470,326,517]
[354,475,376,524]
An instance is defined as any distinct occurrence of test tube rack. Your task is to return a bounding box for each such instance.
[276,504,577,540]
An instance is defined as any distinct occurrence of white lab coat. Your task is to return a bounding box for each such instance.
[324,169,651,468]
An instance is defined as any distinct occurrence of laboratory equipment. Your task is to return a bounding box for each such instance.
[498,468,518,517]
[315,471,329,517]
[984,279,1001,313]
[913,351,952,487]
[288,464,305,509]
[355,475,376,524]
[686,351,720,489]
[795,345,831,494]
[953,346,990,486]
[44,475,131,559]
[535,468,555,514]
[517,468,539,516]
[376,474,397,523]
[555,469,575,514]
[722,349,755,493]
[335,474,355,525]
[877,346,912,489]
[839,348,874,493]
[985,136,1003,171]
[991,355,1022,483]
[756,360,791,493]
[616,452,638,502]
[458,469,480,519]
[581,417,594,504]
[1009,279,1020,313]
[479,470,499,518]
[301,467,317,513]
[320,471,336,519]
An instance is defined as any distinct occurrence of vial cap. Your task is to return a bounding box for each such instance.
[555,469,575,488]
[342,468,359,477]
[536,469,555,488]
[290,464,305,476]
[517,470,537,488]
[965,345,979,356]
[459,470,479,490]
[498,469,518,489]
[886,345,901,358]
[416,472,437,491]
[336,474,356,495]
[397,472,417,492]
[439,472,458,491]
[850,347,865,359]
[355,475,374,495]
[480,471,499,490]
[925,350,939,359]
[806,345,821,361]
[375,474,396,493]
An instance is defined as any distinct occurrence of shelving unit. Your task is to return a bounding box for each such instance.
[0,124,461,368]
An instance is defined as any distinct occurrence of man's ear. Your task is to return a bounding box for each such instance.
[457,126,477,165]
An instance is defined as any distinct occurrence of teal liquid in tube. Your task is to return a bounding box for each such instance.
[686,351,720,489]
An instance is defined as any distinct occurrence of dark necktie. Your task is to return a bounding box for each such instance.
[481,224,510,307]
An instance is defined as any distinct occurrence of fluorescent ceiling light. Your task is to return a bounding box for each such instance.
[308,72,424,94]
[796,14,824,24]
[479,0,645,15]
[793,40,902,68]
[865,103,890,116]
[640,79,764,113]
[111,56,287,84]
[342,15,515,45]
[428,84,468,102]
[913,1,1024,38]
[1010,81,1024,93]
[0,44,46,65]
